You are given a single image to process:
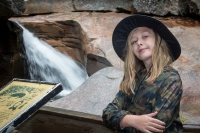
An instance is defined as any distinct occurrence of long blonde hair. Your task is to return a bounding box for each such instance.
[119,27,173,95]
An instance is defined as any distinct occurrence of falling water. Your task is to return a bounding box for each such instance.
[20,24,88,99]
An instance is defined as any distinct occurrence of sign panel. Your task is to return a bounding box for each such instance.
[0,79,62,133]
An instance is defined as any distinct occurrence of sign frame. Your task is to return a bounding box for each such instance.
[0,78,63,133]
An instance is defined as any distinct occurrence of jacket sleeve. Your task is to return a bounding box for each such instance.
[102,90,131,130]
[154,72,183,128]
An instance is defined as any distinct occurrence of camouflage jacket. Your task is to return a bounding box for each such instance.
[102,66,183,133]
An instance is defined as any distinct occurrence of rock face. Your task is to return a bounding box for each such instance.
[10,13,200,69]
[0,0,25,20]
[46,67,200,124]
[22,0,200,17]
[10,12,129,74]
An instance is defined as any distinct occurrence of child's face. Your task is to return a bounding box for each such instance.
[130,27,155,63]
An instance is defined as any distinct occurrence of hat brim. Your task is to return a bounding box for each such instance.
[112,14,181,61]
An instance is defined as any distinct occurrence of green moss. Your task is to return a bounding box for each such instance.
[180,113,188,124]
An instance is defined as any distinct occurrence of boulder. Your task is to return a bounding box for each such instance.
[46,67,123,115]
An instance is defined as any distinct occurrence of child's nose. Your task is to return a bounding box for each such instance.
[137,39,143,46]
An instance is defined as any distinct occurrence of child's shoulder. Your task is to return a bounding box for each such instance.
[163,66,180,76]
[156,66,181,82]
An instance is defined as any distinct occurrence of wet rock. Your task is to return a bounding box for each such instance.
[0,20,28,87]
[16,20,88,67]
[10,12,129,72]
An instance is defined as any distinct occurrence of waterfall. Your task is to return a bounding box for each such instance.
[19,24,88,99]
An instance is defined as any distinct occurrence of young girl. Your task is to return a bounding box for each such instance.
[102,15,183,133]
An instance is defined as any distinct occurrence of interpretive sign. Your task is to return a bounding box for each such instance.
[0,78,62,133]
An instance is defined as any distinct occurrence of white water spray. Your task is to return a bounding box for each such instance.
[20,24,88,98]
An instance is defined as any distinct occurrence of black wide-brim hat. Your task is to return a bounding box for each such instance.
[112,14,181,61]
